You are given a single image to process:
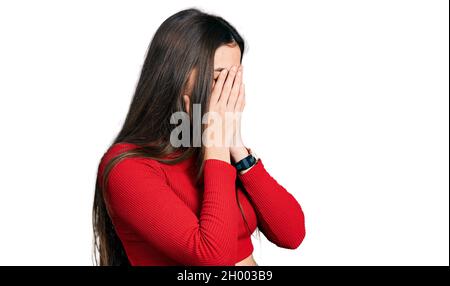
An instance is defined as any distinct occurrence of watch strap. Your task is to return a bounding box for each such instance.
[233,153,257,172]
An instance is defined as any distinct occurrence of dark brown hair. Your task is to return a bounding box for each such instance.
[92,8,258,266]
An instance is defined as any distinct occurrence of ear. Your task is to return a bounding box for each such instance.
[182,94,190,114]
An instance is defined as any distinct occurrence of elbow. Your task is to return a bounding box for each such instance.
[289,203,306,249]
[210,256,235,266]
[193,251,235,266]
[191,234,236,266]
[286,227,306,249]
[200,248,236,266]
[277,218,306,250]
[271,227,306,250]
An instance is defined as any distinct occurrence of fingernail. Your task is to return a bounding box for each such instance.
[231,66,237,72]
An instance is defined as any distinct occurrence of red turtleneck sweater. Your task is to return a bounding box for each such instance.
[98,143,305,266]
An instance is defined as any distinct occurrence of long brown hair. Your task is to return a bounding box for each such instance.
[92,8,258,266]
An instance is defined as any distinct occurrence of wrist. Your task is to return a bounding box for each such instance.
[204,147,230,163]
[232,147,258,175]
[230,146,249,163]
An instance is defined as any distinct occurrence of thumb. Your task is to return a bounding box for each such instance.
[182,94,190,114]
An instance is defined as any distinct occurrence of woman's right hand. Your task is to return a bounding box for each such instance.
[204,65,244,163]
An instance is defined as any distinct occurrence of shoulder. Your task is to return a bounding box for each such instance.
[97,142,164,188]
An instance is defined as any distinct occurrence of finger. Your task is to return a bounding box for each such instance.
[235,82,245,111]
[227,65,242,109]
[218,65,238,104]
[210,69,228,104]
[182,94,190,114]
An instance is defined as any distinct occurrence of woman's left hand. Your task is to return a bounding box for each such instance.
[229,70,248,163]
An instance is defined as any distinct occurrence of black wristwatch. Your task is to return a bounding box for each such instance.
[232,149,259,172]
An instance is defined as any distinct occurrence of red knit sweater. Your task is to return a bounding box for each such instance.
[98,142,305,266]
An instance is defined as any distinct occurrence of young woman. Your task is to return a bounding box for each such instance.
[93,8,306,266]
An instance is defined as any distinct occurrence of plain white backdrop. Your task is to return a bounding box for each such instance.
[0,0,448,266]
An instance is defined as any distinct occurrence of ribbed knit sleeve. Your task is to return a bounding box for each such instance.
[238,159,306,249]
[105,158,239,266]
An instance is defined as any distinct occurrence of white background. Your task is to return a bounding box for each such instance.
[0,0,448,266]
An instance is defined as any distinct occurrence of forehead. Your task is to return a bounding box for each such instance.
[213,44,241,70]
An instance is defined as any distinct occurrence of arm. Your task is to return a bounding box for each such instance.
[238,159,306,249]
[105,157,239,266]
